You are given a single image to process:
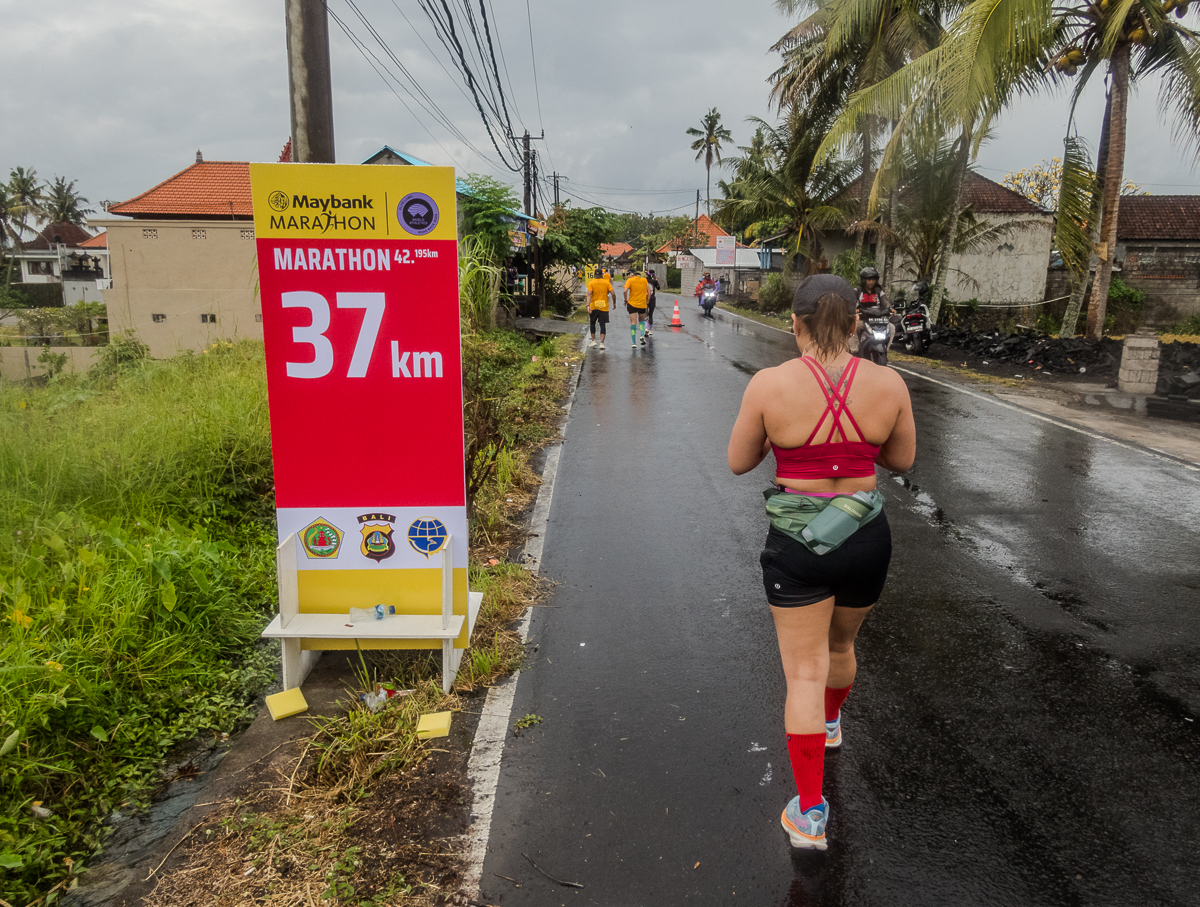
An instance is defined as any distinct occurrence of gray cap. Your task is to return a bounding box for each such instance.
[792,274,857,316]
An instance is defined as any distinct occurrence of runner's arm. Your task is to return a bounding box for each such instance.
[728,372,772,474]
[876,372,916,473]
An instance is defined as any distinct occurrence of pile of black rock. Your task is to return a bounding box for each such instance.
[934,327,1124,377]
[1156,340,1200,398]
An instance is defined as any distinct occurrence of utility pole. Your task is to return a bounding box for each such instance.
[285,0,336,163]
[531,150,539,216]
[522,131,532,215]
[553,172,560,207]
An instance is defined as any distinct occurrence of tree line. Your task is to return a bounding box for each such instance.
[690,0,1199,340]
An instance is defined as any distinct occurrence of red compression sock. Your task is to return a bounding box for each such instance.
[825,684,853,723]
[786,733,826,812]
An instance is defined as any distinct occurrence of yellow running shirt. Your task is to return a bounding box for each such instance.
[588,277,614,310]
[625,275,649,308]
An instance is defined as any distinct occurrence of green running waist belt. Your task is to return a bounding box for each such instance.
[763,487,884,555]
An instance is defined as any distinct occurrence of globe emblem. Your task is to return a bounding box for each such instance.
[407,517,448,557]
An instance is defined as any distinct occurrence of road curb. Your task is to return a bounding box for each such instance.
[459,337,586,900]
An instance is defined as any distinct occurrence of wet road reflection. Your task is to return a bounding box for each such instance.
[480,299,1200,906]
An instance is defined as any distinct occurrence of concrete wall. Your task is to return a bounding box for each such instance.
[0,346,101,381]
[825,214,1054,304]
[94,218,261,357]
[1117,241,1200,325]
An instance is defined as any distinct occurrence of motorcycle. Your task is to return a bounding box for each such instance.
[855,305,893,366]
[901,283,934,355]
[700,287,717,316]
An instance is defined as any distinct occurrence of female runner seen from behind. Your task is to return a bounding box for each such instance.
[727,274,915,851]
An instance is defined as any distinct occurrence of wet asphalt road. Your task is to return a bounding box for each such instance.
[479,296,1200,907]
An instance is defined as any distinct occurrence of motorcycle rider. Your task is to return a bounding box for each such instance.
[695,271,715,305]
[855,266,894,350]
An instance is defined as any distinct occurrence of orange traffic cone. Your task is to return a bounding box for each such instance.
[669,300,684,329]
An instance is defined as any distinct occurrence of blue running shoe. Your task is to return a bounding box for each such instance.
[781,796,829,850]
[826,714,842,749]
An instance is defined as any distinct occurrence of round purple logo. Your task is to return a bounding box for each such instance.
[397,192,439,235]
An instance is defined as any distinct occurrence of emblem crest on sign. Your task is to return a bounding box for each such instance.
[357,513,397,562]
[300,517,342,559]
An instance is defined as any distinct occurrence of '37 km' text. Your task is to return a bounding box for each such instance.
[280,291,443,380]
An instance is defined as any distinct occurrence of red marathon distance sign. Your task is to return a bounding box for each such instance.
[250,163,469,628]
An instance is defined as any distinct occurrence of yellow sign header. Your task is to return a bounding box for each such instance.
[249,163,458,241]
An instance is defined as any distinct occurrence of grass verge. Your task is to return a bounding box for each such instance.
[2,326,579,904]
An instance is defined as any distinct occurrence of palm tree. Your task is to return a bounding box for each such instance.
[820,0,1200,334]
[4,167,46,289]
[771,0,948,255]
[1044,0,1200,337]
[687,108,733,217]
[714,109,858,271]
[814,0,1055,322]
[44,176,93,226]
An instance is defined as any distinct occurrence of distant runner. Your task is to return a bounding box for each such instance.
[726,274,915,852]
[587,269,617,350]
[624,269,651,347]
[645,268,660,335]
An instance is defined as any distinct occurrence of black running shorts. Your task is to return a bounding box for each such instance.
[760,512,892,608]
[626,303,647,316]
[589,308,609,329]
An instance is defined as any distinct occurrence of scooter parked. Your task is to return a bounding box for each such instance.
[902,281,934,355]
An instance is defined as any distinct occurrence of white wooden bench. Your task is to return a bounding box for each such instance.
[262,532,482,692]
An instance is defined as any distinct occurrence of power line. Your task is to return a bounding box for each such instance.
[418,0,522,170]
[328,6,512,178]
[487,0,526,129]
[339,0,489,157]
[524,0,555,177]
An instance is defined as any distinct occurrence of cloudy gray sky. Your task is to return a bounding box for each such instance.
[4,0,1199,218]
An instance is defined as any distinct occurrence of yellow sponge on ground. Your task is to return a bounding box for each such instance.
[416,711,452,740]
[265,687,309,720]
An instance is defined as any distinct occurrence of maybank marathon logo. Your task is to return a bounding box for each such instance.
[268,192,378,233]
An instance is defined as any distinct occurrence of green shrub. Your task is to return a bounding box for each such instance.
[0,340,277,902]
[758,272,792,313]
[666,265,681,289]
[1163,313,1200,336]
[1106,276,1147,334]
[830,249,876,284]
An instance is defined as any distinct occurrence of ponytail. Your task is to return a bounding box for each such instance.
[797,293,855,360]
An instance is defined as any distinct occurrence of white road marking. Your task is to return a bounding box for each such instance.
[459,353,584,901]
[712,306,1198,474]
[891,366,1200,473]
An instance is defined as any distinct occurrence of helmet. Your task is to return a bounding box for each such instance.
[859,266,880,282]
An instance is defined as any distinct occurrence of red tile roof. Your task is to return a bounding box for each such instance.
[839,172,1047,215]
[601,241,633,258]
[80,231,107,249]
[25,222,95,250]
[655,214,731,253]
[1116,195,1200,241]
[108,161,253,219]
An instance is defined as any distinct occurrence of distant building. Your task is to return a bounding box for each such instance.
[1113,195,1200,324]
[827,172,1055,304]
[92,153,259,357]
[600,242,633,267]
[655,215,732,255]
[14,222,111,306]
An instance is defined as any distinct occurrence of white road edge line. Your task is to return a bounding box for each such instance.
[890,365,1200,473]
[460,346,585,900]
[713,305,1199,473]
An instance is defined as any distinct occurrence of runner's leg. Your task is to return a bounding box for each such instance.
[771,599,834,810]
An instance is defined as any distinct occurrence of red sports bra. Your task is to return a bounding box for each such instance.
[771,356,880,480]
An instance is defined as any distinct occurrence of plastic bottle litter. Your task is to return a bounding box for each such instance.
[359,684,413,712]
[348,604,396,622]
